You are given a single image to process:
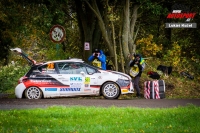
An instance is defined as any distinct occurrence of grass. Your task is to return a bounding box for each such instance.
[0,105,200,133]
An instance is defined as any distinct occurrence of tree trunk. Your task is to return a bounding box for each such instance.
[75,0,99,62]
[85,0,115,65]
[129,4,139,53]
[111,21,118,71]
[122,0,130,73]
[119,25,125,73]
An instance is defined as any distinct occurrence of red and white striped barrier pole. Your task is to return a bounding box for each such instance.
[153,80,160,99]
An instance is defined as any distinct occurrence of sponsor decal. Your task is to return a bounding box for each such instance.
[84,89,91,92]
[70,83,82,88]
[85,77,90,82]
[45,88,57,91]
[62,80,69,82]
[98,76,102,79]
[30,79,57,85]
[31,80,51,83]
[33,70,40,73]
[122,89,128,93]
[70,77,82,82]
[47,68,55,71]
[60,88,81,91]
[85,84,90,88]
[58,77,66,80]
[42,68,47,73]
[47,69,56,73]
[93,90,99,94]
[30,75,36,78]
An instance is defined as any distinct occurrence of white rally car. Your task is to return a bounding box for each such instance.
[10,48,134,99]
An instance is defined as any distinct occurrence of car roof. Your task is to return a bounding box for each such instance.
[44,58,84,64]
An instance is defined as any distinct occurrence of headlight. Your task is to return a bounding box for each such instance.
[116,79,130,87]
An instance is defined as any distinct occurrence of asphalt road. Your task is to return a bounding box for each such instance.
[0,98,200,110]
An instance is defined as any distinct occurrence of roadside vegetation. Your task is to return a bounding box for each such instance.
[0,105,199,133]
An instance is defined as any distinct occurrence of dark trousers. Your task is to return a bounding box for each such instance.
[132,76,141,97]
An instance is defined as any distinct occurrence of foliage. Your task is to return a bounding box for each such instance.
[0,62,30,93]
[163,42,181,67]
[136,34,163,57]
[0,105,199,133]
[0,0,81,65]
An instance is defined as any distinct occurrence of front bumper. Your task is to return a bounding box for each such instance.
[121,82,134,94]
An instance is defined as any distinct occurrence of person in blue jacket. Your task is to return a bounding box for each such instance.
[88,48,106,70]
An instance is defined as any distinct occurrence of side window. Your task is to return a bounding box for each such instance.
[38,63,57,74]
[73,63,87,74]
[85,66,97,74]
[57,62,74,74]
[57,62,88,74]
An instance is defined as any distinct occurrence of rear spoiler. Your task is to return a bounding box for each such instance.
[10,48,36,66]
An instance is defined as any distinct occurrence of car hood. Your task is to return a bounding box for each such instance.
[110,71,132,80]
[10,48,36,66]
[100,70,131,80]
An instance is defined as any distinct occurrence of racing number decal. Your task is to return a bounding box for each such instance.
[47,63,54,69]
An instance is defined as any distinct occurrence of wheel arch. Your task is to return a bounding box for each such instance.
[22,86,44,99]
[100,81,121,97]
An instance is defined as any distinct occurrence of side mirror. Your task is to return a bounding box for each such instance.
[80,71,85,76]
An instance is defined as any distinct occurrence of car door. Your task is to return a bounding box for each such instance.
[83,64,101,95]
[54,62,87,96]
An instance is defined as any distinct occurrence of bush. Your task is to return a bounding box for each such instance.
[0,62,30,93]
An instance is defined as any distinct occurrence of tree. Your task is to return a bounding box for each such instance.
[80,0,144,72]
[74,0,103,61]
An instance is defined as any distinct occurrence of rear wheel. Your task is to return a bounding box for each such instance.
[25,87,42,99]
[101,82,120,99]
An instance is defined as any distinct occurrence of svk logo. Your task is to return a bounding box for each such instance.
[70,77,82,82]
[165,4,197,28]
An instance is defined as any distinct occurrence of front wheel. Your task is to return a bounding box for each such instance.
[101,82,120,99]
[25,87,42,99]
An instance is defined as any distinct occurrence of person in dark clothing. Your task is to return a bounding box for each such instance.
[129,54,145,97]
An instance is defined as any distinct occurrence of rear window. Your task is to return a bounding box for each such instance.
[57,62,87,74]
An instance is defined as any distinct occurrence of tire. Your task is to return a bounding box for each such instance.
[25,87,43,99]
[101,82,120,99]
